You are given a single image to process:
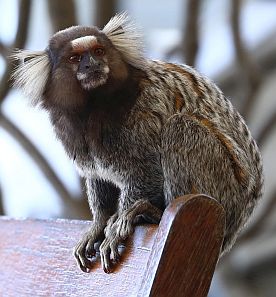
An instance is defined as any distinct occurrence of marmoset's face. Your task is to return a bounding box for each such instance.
[67,35,110,90]
[47,26,128,93]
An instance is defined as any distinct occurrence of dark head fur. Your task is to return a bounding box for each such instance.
[11,12,148,109]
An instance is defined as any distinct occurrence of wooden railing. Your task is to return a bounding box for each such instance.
[0,194,225,297]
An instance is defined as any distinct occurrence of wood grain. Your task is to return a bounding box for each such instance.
[0,194,225,297]
[138,194,225,297]
[0,218,156,297]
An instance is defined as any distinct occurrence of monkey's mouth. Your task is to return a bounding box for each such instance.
[77,71,107,90]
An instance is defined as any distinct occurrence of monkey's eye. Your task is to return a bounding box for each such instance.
[94,47,105,57]
[68,54,82,63]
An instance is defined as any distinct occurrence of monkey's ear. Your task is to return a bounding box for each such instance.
[102,12,148,70]
[11,49,51,106]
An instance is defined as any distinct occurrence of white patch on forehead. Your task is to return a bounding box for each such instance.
[71,36,97,50]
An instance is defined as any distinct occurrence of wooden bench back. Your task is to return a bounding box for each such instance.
[0,194,225,297]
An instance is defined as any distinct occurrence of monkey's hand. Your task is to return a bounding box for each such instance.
[99,199,162,273]
[74,220,106,273]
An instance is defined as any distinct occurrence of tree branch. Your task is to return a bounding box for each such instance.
[47,0,77,32]
[231,0,262,120]
[14,0,32,48]
[182,0,201,66]
[0,113,73,200]
[95,0,116,28]
[256,110,276,148]
[165,0,201,66]
[237,189,276,245]
[0,0,32,104]
[0,184,4,215]
[0,113,90,218]
[0,0,90,219]
[0,113,91,218]
[0,41,8,57]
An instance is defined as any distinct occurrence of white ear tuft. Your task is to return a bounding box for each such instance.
[11,49,51,106]
[102,12,148,70]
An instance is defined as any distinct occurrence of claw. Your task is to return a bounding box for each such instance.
[74,236,96,273]
[85,239,97,258]
[101,249,112,273]
[75,251,92,273]
[100,239,114,273]
[80,264,90,273]
[103,264,112,274]
[112,252,120,264]
[110,242,120,263]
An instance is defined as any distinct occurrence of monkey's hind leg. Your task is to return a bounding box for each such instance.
[100,199,163,273]
[161,114,245,253]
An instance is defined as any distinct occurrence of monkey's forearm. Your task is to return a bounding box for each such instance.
[74,179,119,272]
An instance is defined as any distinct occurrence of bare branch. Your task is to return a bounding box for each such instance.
[95,0,117,29]
[0,41,8,57]
[182,0,201,66]
[47,0,77,32]
[219,189,276,268]
[165,0,201,66]
[231,0,262,120]
[62,179,91,220]
[165,45,182,61]
[0,113,90,218]
[256,110,276,148]
[14,0,32,48]
[0,184,4,215]
[238,189,276,244]
[0,114,72,203]
[0,0,32,104]
[0,1,90,219]
[0,63,12,104]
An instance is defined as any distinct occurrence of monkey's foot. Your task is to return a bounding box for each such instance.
[104,213,119,237]
[100,215,133,273]
[74,229,102,273]
[100,199,163,273]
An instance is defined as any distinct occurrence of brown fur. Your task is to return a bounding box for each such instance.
[188,113,248,187]
[164,63,204,98]
[174,92,185,112]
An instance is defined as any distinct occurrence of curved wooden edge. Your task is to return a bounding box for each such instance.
[138,194,226,297]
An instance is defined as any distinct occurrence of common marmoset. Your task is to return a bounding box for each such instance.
[12,12,263,273]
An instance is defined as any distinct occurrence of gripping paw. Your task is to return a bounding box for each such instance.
[75,200,162,273]
[99,213,135,273]
[99,236,121,273]
[73,231,99,273]
[98,200,162,273]
[115,214,135,239]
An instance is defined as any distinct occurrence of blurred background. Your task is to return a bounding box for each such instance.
[0,0,276,296]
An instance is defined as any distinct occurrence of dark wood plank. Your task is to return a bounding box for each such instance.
[139,194,225,297]
[0,194,225,297]
[0,217,157,297]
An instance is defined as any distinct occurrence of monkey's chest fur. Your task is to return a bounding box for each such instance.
[51,104,163,190]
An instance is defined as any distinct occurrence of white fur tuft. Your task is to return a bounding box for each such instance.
[71,36,97,50]
[102,12,148,70]
[11,49,50,106]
